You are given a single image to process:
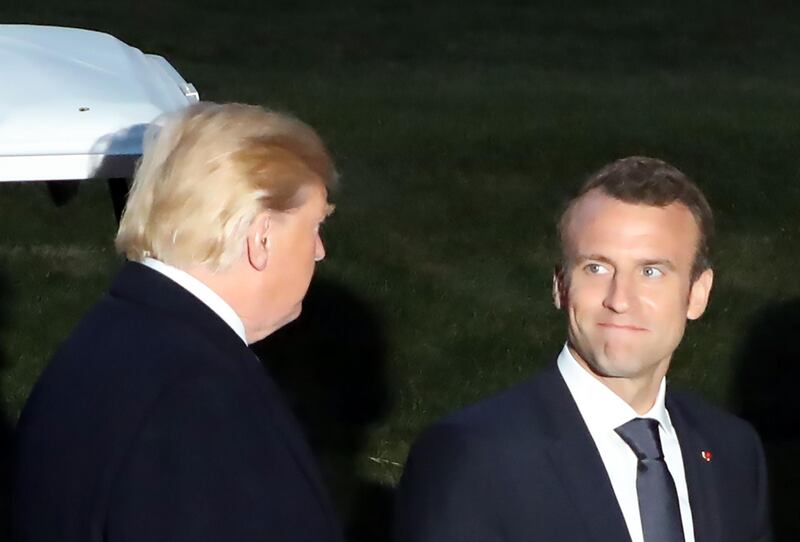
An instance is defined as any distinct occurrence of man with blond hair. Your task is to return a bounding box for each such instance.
[395,157,771,542]
[13,103,344,542]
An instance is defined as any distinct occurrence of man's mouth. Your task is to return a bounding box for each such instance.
[597,323,648,332]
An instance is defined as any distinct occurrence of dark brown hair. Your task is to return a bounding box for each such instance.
[558,156,714,279]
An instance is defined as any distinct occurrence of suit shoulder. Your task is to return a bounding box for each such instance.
[668,388,761,444]
[20,292,248,442]
[412,374,550,460]
[57,292,236,372]
[442,378,539,428]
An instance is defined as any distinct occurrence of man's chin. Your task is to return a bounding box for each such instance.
[250,305,304,344]
[283,304,303,325]
[595,351,664,381]
[575,347,641,380]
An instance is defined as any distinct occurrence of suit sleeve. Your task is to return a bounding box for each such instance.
[105,373,279,542]
[394,422,505,542]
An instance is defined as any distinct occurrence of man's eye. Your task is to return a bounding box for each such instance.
[585,263,609,275]
[642,266,663,278]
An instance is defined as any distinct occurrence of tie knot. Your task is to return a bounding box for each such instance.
[615,417,664,460]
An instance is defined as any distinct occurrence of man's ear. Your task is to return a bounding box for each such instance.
[687,268,714,320]
[246,211,271,271]
[553,265,566,310]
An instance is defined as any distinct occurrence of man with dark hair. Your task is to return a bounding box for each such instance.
[395,156,771,542]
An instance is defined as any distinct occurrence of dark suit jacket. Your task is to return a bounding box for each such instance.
[394,364,771,542]
[13,262,344,542]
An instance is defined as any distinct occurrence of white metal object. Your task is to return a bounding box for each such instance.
[0,25,199,182]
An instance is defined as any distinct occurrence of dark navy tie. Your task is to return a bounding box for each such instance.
[615,417,686,542]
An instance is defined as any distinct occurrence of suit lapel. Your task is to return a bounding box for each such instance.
[534,366,632,542]
[667,393,722,542]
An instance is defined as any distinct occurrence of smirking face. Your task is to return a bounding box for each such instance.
[554,189,713,401]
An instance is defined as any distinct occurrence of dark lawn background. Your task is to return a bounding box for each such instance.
[1,0,800,540]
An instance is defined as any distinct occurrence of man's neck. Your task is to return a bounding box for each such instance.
[142,258,248,344]
[568,345,669,415]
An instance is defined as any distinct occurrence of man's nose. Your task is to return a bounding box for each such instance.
[602,273,632,313]
[314,233,326,262]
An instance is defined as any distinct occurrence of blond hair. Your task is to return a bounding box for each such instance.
[116,102,336,270]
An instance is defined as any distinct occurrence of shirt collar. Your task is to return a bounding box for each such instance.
[141,258,248,344]
[557,343,673,435]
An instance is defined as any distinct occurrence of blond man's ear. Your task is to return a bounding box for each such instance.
[246,211,271,272]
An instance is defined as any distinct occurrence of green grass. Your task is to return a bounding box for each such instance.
[2,1,800,538]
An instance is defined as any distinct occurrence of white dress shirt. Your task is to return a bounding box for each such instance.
[141,258,247,344]
[557,345,695,542]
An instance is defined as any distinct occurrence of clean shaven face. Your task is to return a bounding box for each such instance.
[555,189,712,389]
[251,182,332,340]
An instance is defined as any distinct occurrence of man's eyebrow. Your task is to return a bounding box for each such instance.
[575,254,615,265]
[638,258,676,270]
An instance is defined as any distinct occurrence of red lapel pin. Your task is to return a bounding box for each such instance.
[701,450,713,462]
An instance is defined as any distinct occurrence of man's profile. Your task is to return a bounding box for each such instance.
[13,102,344,542]
[394,156,771,542]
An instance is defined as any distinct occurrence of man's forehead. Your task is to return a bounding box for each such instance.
[303,181,332,212]
[564,191,700,257]
[570,191,695,227]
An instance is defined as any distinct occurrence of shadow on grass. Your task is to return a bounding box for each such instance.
[731,299,800,542]
[252,275,393,542]
[0,268,13,539]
